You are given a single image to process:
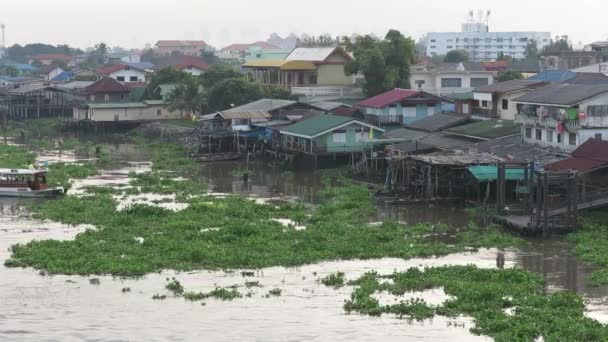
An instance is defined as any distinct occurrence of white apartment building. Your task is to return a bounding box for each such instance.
[425,22,551,62]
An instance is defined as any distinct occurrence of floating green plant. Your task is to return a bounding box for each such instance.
[321,272,346,289]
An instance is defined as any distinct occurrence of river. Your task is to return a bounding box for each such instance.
[1,140,608,341]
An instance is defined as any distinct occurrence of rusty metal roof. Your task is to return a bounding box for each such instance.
[219,111,272,120]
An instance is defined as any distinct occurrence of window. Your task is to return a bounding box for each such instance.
[129,76,138,82]
[588,105,608,117]
[157,109,162,116]
[520,37,528,42]
[116,76,125,82]
[430,39,436,43]
[535,129,542,140]
[502,99,509,110]
[332,131,346,144]
[497,45,503,49]
[415,80,425,89]
[356,129,370,142]
[89,95,95,102]
[546,129,553,142]
[430,46,436,49]
[441,78,462,88]
[485,38,492,43]
[557,134,562,144]
[471,78,489,87]
[481,100,489,108]
[447,39,453,42]
[446,46,453,49]
[569,133,577,146]
[463,38,469,42]
[595,133,603,140]
[517,104,524,113]
[104,94,110,103]
[497,38,504,43]
[525,128,532,139]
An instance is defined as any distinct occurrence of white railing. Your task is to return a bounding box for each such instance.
[580,116,608,128]
[291,86,363,98]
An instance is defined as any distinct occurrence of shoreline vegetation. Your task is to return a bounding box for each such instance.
[3,123,608,339]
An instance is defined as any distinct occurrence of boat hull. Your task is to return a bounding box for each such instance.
[0,188,64,198]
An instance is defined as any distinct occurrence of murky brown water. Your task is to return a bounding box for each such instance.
[1,142,608,341]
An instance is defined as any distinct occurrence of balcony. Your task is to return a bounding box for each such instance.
[291,86,363,99]
[580,116,608,128]
[514,113,558,128]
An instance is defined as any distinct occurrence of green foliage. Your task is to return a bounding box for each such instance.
[569,211,608,286]
[146,67,191,99]
[6,43,81,64]
[208,78,266,111]
[0,144,36,168]
[0,65,19,77]
[267,288,282,297]
[336,266,608,340]
[321,272,346,289]
[165,278,185,295]
[497,70,524,82]
[540,36,572,56]
[342,30,415,97]
[47,162,98,189]
[444,49,469,63]
[200,64,244,89]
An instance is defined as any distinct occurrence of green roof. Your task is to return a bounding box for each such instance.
[444,119,519,140]
[468,166,524,182]
[88,102,148,109]
[281,115,354,138]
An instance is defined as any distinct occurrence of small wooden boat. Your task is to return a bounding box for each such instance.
[196,153,242,162]
[0,169,64,198]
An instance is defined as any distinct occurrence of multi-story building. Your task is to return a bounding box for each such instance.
[425,21,551,62]
[513,83,608,151]
[410,62,495,95]
[154,40,207,56]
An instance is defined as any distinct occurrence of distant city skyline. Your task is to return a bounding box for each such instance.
[1,0,606,50]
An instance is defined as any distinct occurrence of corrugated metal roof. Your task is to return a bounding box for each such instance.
[405,113,469,132]
[387,141,436,154]
[357,89,421,108]
[312,101,351,111]
[225,99,298,112]
[527,70,576,83]
[444,119,520,140]
[251,120,292,127]
[285,47,350,62]
[470,136,566,165]
[474,80,548,94]
[242,60,316,70]
[572,138,608,161]
[513,83,608,106]
[219,111,272,119]
[544,157,607,172]
[564,73,608,85]
[281,114,383,138]
[408,151,504,166]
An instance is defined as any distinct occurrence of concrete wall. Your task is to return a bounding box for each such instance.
[410,71,494,94]
[75,104,182,122]
[316,64,352,86]
[497,90,528,120]
[317,123,381,153]
[109,68,146,83]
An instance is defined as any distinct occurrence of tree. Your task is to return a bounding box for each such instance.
[94,42,109,64]
[496,52,513,62]
[6,43,80,63]
[208,78,266,111]
[524,40,539,61]
[166,84,189,117]
[497,70,524,82]
[540,36,572,56]
[146,67,191,98]
[0,65,19,77]
[266,86,292,100]
[342,30,416,97]
[200,48,220,66]
[431,54,446,64]
[444,49,469,63]
[200,64,244,89]
[296,34,339,48]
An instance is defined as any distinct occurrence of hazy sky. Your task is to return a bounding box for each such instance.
[1,0,606,49]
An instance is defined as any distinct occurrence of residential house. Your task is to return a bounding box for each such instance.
[244,47,355,87]
[356,88,448,126]
[154,40,207,56]
[85,77,130,103]
[30,54,74,66]
[200,111,272,132]
[527,70,608,85]
[473,79,548,119]
[571,63,608,75]
[218,41,280,60]
[544,138,608,177]
[107,51,141,64]
[96,64,147,83]
[514,83,608,151]
[73,100,179,122]
[443,119,520,141]
[156,56,209,76]
[410,62,495,95]
[46,66,66,81]
[280,114,385,154]
[540,51,605,71]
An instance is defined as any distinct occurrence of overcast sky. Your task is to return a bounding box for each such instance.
[1,0,606,50]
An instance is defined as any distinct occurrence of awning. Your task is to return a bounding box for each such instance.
[468,165,525,182]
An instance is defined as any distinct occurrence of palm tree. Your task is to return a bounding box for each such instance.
[166,85,188,118]
[183,78,208,115]
[94,42,109,64]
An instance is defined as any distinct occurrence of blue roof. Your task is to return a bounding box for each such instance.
[127,62,155,70]
[0,76,31,82]
[527,70,576,83]
[51,71,74,82]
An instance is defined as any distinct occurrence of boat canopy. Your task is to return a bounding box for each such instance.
[0,169,48,176]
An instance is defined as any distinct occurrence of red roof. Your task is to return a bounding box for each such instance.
[483,61,509,71]
[357,89,421,108]
[544,138,608,172]
[86,77,130,94]
[162,56,209,71]
[333,107,357,117]
[155,40,207,48]
[32,54,73,62]
[96,64,127,75]
[125,82,147,89]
